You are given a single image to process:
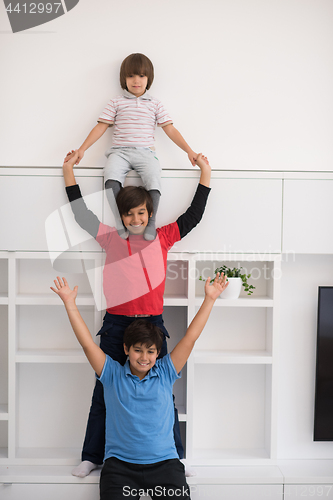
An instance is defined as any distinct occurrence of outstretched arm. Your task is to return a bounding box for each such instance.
[62,150,101,238]
[64,122,109,165]
[176,153,211,239]
[51,277,106,377]
[63,150,79,187]
[195,153,211,188]
[162,124,197,166]
[170,273,228,374]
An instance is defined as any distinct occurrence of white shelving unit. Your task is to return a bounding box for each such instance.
[0,249,280,467]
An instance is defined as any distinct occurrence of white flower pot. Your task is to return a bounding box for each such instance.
[220,277,242,299]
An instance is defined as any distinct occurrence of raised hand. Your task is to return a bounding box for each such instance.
[204,272,228,300]
[195,153,210,169]
[50,276,78,304]
[63,149,79,168]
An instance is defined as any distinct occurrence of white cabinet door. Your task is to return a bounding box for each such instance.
[158,177,283,253]
[0,175,103,252]
[283,180,333,254]
[284,485,333,499]
[0,483,99,500]
[190,484,283,499]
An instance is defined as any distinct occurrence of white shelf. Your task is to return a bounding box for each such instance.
[164,296,188,306]
[15,349,87,363]
[0,294,8,305]
[15,294,95,306]
[0,465,101,483]
[177,406,187,422]
[0,405,8,420]
[193,350,273,364]
[195,296,274,307]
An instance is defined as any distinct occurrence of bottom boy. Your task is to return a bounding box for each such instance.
[51,273,228,499]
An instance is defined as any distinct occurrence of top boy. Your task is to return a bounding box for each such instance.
[70,53,197,241]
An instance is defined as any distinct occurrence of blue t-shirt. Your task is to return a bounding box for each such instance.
[97,353,181,464]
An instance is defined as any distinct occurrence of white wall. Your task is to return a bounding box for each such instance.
[1,0,333,171]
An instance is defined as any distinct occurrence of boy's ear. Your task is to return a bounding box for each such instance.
[123,343,129,355]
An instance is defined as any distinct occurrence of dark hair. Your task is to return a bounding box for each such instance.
[123,319,164,353]
[120,53,154,91]
[116,185,153,217]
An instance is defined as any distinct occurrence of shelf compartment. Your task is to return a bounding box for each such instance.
[15,447,82,462]
[0,306,8,413]
[194,307,273,355]
[0,421,8,459]
[15,295,95,306]
[16,364,95,461]
[0,258,8,297]
[163,306,188,416]
[16,258,97,299]
[192,364,272,462]
[16,305,96,352]
[165,260,188,299]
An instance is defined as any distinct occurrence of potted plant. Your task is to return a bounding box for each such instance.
[200,265,255,299]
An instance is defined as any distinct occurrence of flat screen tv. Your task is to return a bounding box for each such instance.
[314,286,333,441]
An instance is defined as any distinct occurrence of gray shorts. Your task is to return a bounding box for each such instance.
[104,147,161,192]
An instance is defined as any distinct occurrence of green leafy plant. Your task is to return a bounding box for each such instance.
[199,265,255,295]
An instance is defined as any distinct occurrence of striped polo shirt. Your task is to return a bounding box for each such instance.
[98,90,172,148]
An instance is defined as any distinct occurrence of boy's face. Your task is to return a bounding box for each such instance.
[126,74,148,97]
[124,342,159,379]
[121,203,151,235]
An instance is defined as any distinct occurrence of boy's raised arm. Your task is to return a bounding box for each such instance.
[51,277,106,377]
[63,150,79,187]
[170,273,228,374]
[195,153,211,188]
[175,154,211,239]
[62,150,101,239]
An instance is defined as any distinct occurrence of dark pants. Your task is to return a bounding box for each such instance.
[100,457,191,500]
[82,313,184,464]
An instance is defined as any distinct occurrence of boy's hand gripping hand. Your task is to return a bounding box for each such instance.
[64,149,84,165]
[63,149,80,167]
[188,150,198,166]
[204,272,229,301]
[195,153,210,170]
[50,276,78,305]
